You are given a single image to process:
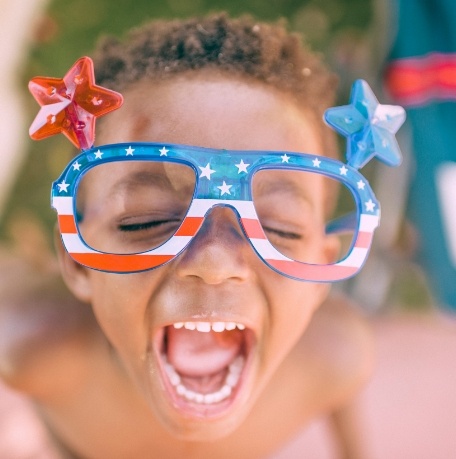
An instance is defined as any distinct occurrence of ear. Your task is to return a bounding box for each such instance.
[54,227,92,304]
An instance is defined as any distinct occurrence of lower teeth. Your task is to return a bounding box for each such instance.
[163,355,244,405]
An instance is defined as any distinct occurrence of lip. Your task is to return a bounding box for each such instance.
[152,320,257,419]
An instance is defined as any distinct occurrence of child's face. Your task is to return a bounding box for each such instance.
[60,74,336,440]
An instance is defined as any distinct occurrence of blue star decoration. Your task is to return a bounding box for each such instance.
[324,79,406,170]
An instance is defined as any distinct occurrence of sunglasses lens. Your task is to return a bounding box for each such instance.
[75,160,196,254]
[251,169,358,264]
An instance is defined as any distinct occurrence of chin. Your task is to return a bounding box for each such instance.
[158,409,248,442]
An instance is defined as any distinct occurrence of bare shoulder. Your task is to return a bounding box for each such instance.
[288,291,375,409]
[0,251,100,399]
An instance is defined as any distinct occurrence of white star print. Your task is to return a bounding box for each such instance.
[339,165,348,176]
[312,158,321,168]
[281,154,290,163]
[365,199,376,212]
[235,159,250,173]
[94,149,103,159]
[357,180,366,190]
[72,161,81,171]
[159,147,168,156]
[125,146,135,156]
[217,181,232,195]
[57,180,69,193]
[199,163,216,180]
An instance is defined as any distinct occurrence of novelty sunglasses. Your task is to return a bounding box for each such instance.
[29,57,406,282]
[52,142,379,281]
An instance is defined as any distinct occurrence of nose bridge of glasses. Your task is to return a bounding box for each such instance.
[193,152,254,201]
[185,202,258,255]
[201,202,246,234]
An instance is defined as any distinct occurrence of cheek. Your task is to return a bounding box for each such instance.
[294,235,331,265]
[88,272,152,358]
[277,282,326,322]
[265,278,328,358]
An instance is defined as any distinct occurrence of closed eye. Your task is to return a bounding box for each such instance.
[262,225,302,240]
[118,219,181,232]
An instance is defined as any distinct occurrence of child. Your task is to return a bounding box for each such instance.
[5,12,404,458]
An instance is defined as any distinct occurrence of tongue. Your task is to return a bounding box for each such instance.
[166,327,243,377]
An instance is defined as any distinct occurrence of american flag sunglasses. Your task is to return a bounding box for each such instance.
[52,142,380,282]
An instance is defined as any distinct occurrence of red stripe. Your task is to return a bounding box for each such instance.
[59,215,77,233]
[175,217,203,236]
[70,253,173,272]
[266,259,358,282]
[385,53,456,106]
[354,231,372,249]
[241,218,267,239]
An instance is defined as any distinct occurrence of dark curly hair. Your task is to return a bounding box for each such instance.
[93,12,338,156]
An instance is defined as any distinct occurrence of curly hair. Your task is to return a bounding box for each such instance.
[93,13,338,140]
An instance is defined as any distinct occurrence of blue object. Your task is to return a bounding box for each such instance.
[385,0,456,312]
[325,80,405,169]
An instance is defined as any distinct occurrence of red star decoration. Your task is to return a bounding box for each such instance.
[28,56,123,150]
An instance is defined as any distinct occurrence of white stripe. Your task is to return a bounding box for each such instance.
[52,196,74,215]
[229,200,258,219]
[337,247,368,267]
[187,199,258,219]
[359,214,379,232]
[62,234,96,253]
[250,239,291,261]
[186,199,213,216]
[139,236,191,255]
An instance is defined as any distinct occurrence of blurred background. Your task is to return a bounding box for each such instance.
[1,0,456,458]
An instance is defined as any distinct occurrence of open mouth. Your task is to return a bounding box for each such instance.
[155,321,255,417]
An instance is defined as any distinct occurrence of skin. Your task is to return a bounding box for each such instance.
[63,73,338,434]
[0,73,374,459]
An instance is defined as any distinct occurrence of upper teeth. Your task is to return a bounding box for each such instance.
[173,322,245,332]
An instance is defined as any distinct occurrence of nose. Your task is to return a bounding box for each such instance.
[174,206,256,284]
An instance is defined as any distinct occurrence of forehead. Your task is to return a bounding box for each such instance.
[98,73,323,155]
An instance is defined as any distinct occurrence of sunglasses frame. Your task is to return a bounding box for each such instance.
[52,142,380,282]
